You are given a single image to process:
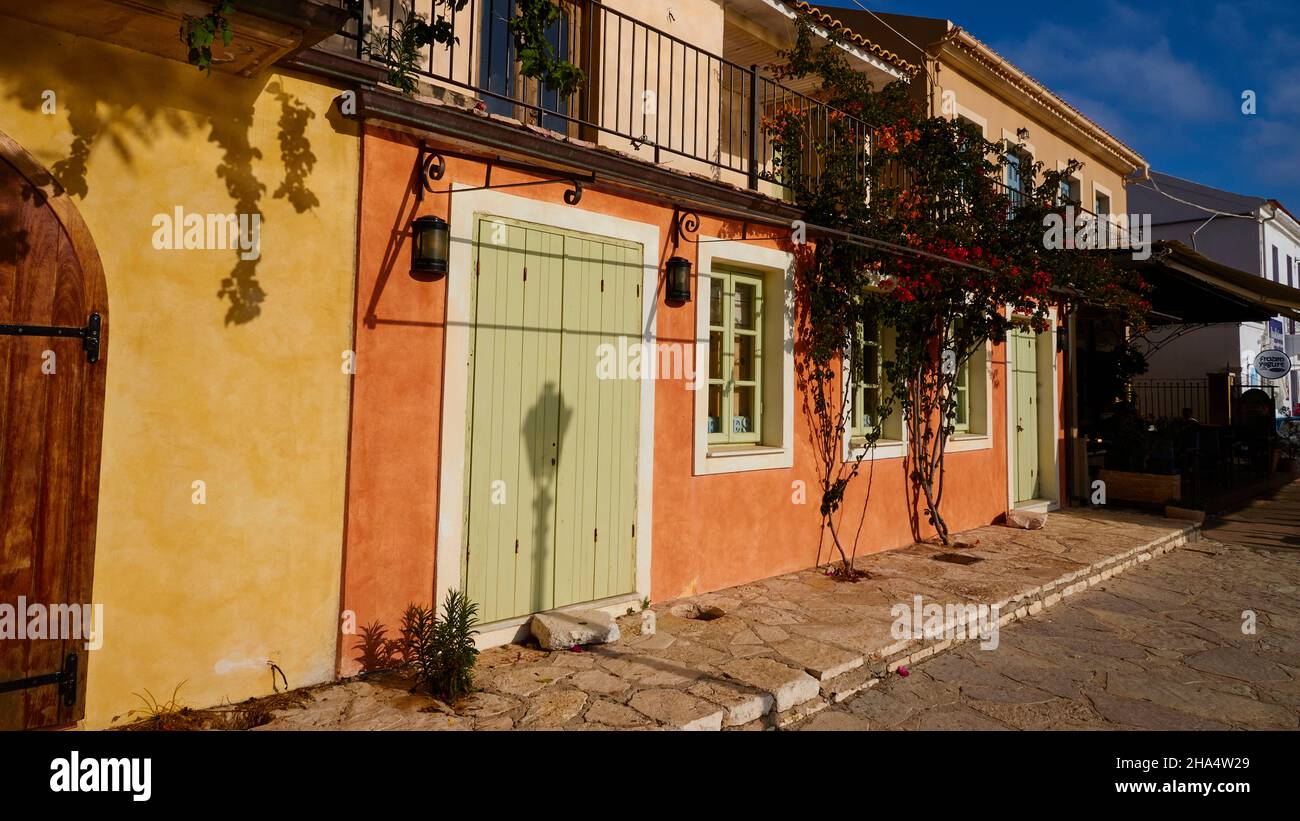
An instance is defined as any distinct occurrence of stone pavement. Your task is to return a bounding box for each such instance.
[258,506,1198,730]
[793,482,1300,730]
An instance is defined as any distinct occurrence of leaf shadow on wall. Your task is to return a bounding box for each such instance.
[0,48,329,325]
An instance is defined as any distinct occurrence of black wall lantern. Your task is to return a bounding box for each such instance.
[666,256,692,302]
[411,215,449,277]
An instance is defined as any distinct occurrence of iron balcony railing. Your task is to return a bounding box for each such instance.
[329,0,873,190]
[993,179,1136,249]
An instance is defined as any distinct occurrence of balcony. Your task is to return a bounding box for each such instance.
[323,0,880,196]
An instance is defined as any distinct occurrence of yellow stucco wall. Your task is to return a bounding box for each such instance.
[0,17,357,727]
[933,62,1135,216]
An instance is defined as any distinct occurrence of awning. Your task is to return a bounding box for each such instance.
[1112,241,1300,324]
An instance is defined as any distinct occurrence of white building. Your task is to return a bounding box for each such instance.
[1128,172,1300,415]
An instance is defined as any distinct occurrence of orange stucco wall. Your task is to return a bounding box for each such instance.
[342,124,1055,666]
[339,125,448,673]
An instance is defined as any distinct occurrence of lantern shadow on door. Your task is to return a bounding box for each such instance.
[523,381,573,614]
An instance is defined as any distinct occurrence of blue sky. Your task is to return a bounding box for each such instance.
[818,0,1300,209]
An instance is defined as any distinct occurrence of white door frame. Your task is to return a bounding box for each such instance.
[1004,307,1061,511]
[438,186,659,645]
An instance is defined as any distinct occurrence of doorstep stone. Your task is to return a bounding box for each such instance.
[531,609,621,650]
[720,657,821,712]
[1006,508,1048,530]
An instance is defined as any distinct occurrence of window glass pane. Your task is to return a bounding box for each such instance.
[709,330,723,379]
[861,387,879,429]
[709,279,724,326]
[732,386,755,434]
[861,343,878,387]
[733,334,755,381]
[733,281,757,330]
[479,0,518,117]
[707,385,723,434]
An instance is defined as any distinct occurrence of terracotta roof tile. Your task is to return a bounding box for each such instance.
[786,0,917,75]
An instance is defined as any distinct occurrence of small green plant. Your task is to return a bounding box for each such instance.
[640,597,650,611]
[362,2,466,96]
[363,9,436,95]
[180,1,236,74]
[397,591,480,702]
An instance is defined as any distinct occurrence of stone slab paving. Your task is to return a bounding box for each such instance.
[259,507,1198,731]
[791,480,1300,730]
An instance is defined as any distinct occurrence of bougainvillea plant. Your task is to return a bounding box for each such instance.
[767,16,1148,547]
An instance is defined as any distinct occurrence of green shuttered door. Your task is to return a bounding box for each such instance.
[1013,328,1040,503]
[466,217,641,623]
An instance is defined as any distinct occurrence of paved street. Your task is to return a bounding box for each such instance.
[795,482,1300,730]
[258,506,1205,730]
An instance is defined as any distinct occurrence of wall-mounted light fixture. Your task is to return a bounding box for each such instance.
[666,256,692,302]
[411,215,449,277]
[1015,127,1031,141]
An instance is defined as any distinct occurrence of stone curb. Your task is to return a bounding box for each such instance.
[718,521,1199,730]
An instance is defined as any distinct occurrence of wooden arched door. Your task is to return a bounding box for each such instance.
[0,131,109,730]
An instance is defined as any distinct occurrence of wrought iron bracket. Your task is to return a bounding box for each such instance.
[414,143,447,203]
[672,208,701,246]
[0,652,78,707]
[0,313,101,364]
[414,142,591,205]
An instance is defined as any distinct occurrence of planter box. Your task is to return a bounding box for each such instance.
[1099,469,1181,505]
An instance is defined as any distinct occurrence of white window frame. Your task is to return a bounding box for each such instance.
[693,238,795,475]
[952,101,988,138]
[1093,181,1114,249]
[946,339,993,453]
[843,320,906,462]
[1054,159,1083,206]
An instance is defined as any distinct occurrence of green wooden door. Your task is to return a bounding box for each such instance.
[1013,328,1039,503]
[465,217,641,623]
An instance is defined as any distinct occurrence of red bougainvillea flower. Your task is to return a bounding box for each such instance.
[897,665,910,677]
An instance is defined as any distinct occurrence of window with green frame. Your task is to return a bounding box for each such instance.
[849,319,882,438]
[951,356,970,433]
[707,269,763,444]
